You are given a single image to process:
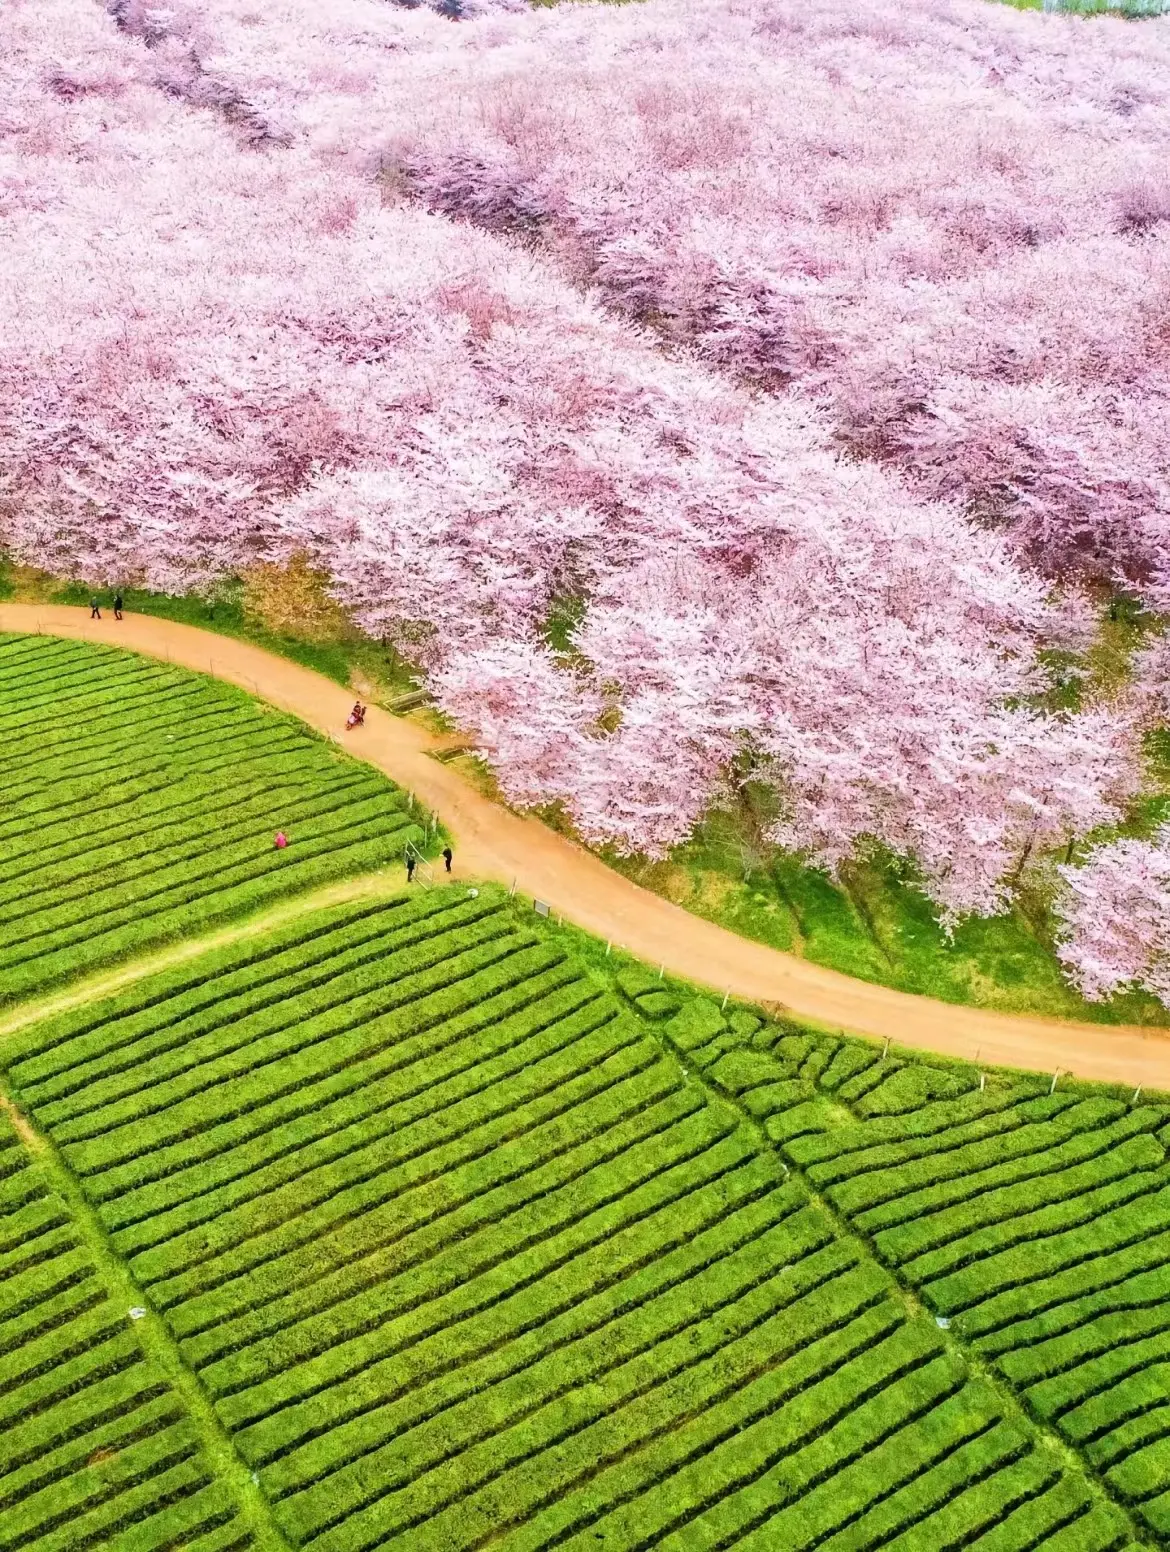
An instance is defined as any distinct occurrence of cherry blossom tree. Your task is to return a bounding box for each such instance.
[1057,830,1170,1005]
[0,0,1144,930]
[172,0,1170,605]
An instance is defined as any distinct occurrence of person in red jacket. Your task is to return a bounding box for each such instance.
[274,830,288,849]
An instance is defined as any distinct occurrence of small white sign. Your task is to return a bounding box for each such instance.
[534,900,551,917]
[935,1316,951,1330]
[128,1306,147,1321]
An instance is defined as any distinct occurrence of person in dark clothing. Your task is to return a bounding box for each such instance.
[90,598,101,620]
[114,594,123,621]
[406,854,416,883]
[442,846,453,873]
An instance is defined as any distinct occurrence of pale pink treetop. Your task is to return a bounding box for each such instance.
[1057,829,1170,1005]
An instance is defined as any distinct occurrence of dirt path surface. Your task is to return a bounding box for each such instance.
[5,603,1169,1088]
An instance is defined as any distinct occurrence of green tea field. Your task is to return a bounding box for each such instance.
[0,881,1165,1551]
[0,632,1167,1552]
[0,634,420,1004]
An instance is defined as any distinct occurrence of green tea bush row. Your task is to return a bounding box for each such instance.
[306,1258,880,1546]
[787,1089,1048,1172]
[479,1322,948,1552]
[14,1458,215,1552]
[0,685,222,775]
[881,1449,1068,1552]
[875,1129,1166,1265]
[960,1226,1170,1343]
[1027,1328,1170,1428]
[64,934,553,1186]
[1088,1403,1170,1473]
[0,765,385,916]
[936,1475,1123,1552]
[812,1418,1031,1552]
[1107,1437,1170,1515]
[0,1161,50,1216]
[0,1240,92,1324]
[75,946,577,1205]
[207,1099,733,1425]
[167,1074,700,1343]
[0,1328,142,1434]
[0,826,420,1006]
[492,1296,901,1552]
[221,1137,782,1451]
[897,1153,1169,1283]
[0,767,367,914]
[0,1195,70,1260]
[267,1203,844,1539]
[0,1279,107,1364]
[0,718,307,837]
[0,1222,78,1289]
[978,1262,1170,1368]
[109,975,603,1254]
[20,896,485,1111]
[10,892,462,1084]
[42,906,516,1137]
[853,1065,976,1120]
[0,1364,170,1481]
[0,1058,254,1552]
[0,639,421,998]
[796,1093,1061,1187]
[0,1393,184,1517]
[1,791,408,967]
[692,1373,995,1552]
[131,1026,656,1291]
[927,1181,1170,1319]
[1001,1304,1170,1393]
[0,667,179,744]
[0,1418,201,1552]
[835,1059,905,1106]
[254,1178,813,1493]
[1,1299,129,1394]
[1059,1360,1170,1455]
[71,937,561,1204]
[0,710,289,837]
[300,1285,932,1552]
[827,1099,1127,1222]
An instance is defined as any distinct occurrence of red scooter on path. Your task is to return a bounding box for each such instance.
[345,701,366,731]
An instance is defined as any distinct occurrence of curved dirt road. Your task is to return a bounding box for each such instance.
[4,603,1168,1088]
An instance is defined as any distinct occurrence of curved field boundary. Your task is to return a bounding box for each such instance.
[3,603,1168,1090]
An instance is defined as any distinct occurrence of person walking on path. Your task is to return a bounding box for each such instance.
[89,597,101,620]
[407,854,416,884]
[442,846,453,873]
[114,594,123,621]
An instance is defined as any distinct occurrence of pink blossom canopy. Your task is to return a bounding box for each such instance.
[0,0,1157,945]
